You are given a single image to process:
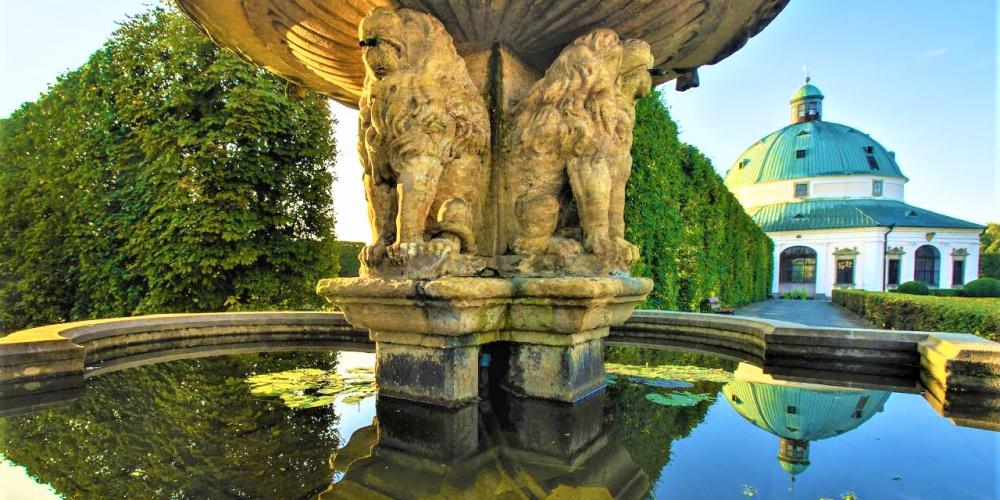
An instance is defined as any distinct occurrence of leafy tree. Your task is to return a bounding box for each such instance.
[981,223,1000,279]
[626,91,773,310]
[0,7,338,333]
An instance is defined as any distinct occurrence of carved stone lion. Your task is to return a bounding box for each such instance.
[502,29,653,272]
[357,8,490,271]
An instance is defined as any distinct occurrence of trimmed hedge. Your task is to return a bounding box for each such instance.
[626,91,773,311]
[894,281,929,295]
[963,278,1000,298]
[832,289,1000,340]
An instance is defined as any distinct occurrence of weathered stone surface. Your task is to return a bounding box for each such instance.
[499,30,651,274]
[175,0,789,108]
[356,8,491,275]
[375,343,479,406]
[505,338,606,402]
[320,275,649,404]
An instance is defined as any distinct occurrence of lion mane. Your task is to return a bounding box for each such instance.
[358,7,489,262]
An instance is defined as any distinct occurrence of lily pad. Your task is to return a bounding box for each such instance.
[644,391,714,407]
[606,363,734,385]
[246,367,376,409]
[626,376,693,389]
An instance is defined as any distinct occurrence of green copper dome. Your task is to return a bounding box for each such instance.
[790,82,823,103]
[724,120,908,188]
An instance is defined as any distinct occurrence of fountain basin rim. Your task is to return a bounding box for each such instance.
[2,309,999,422]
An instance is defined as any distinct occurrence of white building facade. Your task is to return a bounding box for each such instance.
[725,80,983,298]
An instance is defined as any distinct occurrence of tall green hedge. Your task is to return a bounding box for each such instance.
[626,90,773,310]
[981,223,1000,279]
[0,7,338,334]
[832,289,1000,340]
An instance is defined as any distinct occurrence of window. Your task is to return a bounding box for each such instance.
[836,259,855,285]
[807,102,817,115]
[794,182,808,197]
[872,180,883,196]
[914,245,940,287]
[740,158,750,168]
[887,258,901,286]
[864,145,874,154]
[796,149,807,159]
[787,406,797,414]
[780,246,817,284]
[798,104,805,117]
[952,259,965,286]
[866,155,879,170]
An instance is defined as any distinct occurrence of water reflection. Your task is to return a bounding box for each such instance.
[722,363,891,479]
[323,393,649,498]
[0,352,346,498]
[0,347,997,499]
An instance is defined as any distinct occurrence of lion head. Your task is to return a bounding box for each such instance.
[359,8,488,162]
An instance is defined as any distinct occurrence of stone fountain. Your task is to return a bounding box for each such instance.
[176,0,789,406]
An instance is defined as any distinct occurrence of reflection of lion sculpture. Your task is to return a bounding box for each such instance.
[502,29,652,272]
[357,8,489,270]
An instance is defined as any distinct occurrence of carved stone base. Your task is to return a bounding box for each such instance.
[316,276,651,406]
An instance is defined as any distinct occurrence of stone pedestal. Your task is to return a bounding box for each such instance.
[317,276,651,406]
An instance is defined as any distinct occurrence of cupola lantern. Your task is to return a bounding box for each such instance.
[790,77,823,123]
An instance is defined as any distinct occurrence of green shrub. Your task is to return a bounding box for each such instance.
[962,278,1000,298]
[833,289,1000,340]
[627,91,772,311]
[895,281,930,295]
[929,288,962,297]
[780,289,809,300]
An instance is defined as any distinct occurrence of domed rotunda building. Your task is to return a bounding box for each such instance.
[725,79,983,298]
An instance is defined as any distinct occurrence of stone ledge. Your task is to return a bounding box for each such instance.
[0,312,369,402]
[320,276,653,341]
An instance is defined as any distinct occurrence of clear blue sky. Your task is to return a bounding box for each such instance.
[2,1,997,243]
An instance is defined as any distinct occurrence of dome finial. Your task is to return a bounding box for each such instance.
[803,63,810,83]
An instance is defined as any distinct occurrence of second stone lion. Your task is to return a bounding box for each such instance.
[502,29,654,274]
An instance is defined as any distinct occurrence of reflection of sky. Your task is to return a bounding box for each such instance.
[0,456,60,500]
[330,351,378,484]
[655,392,1000,499]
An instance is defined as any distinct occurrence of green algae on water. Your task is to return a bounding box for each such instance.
[246,367,375,408]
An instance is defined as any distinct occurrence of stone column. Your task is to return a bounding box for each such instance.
[506,338,606,402]
[375,342,480,406]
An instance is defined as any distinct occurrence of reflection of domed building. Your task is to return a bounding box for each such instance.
[722,364,890,478]
[725,79,983,298]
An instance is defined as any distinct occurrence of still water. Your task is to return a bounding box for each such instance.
[0,347,996,499]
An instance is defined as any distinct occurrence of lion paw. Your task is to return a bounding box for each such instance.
[612,237,640,269]
[584,235,614,257]
[361,242,387,267]
[425,237,459,256]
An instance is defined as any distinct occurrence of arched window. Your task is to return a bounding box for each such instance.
[780,246,817,284]
[914,245,940,287]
